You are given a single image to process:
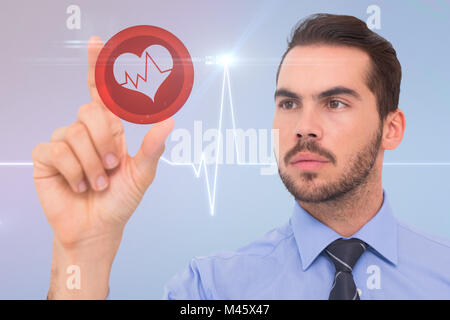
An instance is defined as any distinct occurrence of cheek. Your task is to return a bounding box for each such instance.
[273,115,297,155]
[327,123,368,167]
[325,106,372,144]
[273,112,298,137]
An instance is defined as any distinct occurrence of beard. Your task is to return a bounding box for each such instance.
[278,120,383,203]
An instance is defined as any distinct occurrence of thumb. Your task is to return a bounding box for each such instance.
[132,117,175,191]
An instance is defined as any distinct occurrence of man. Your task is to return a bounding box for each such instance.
[32,13,450,300]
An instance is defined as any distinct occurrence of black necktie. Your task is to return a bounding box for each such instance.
[324,238,368,300]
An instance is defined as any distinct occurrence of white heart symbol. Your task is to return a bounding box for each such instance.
[113,45,173,102]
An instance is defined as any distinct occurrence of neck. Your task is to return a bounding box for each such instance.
[297,169,384,237]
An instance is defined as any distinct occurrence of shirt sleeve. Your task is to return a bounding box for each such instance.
[162,257,210,300]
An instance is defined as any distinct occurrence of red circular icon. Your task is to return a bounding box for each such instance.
[95,25,194,124]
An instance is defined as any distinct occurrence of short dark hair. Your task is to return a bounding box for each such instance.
[276,13,402,122]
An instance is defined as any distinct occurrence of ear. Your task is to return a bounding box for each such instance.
[382,108,405,150]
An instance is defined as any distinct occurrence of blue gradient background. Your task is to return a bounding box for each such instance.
[1,0,449,299]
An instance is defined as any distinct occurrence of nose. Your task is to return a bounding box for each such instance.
[294,105,323,139]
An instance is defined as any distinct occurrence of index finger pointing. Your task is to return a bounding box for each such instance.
[87,36,104,103]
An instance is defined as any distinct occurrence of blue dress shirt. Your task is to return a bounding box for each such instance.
[162,189,450,299]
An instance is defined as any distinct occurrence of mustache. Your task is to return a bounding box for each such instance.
[284,139,336,167]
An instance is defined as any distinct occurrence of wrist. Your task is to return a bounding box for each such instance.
[54,231,123,262]
[48,234,121,299]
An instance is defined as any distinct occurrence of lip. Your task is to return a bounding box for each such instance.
[289,152,330,171]
[290,152,330,164]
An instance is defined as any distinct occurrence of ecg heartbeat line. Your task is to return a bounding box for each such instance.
[158,65,276,216]
[119,51,172,88]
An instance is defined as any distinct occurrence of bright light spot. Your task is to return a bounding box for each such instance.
[218,55,234,66]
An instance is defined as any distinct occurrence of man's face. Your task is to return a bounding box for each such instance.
[273,44,383,203]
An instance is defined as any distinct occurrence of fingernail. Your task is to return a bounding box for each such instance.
[96,175,108,191]
[78,181,87,193]
[104,153,118,169]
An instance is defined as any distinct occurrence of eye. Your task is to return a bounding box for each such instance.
[278,100,298,110]
[327,99,347,110]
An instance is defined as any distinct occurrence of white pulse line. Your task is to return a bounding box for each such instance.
[3,66,450,215]
[160,65,265,215]
[0,65,266,216]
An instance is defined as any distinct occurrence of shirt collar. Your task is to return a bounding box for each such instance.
[290,189,398,271]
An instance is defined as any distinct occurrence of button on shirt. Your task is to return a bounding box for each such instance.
[163,190,450,299]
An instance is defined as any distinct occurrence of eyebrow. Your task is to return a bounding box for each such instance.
[274,86,362,102]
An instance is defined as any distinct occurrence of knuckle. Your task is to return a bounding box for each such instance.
[91,101,102,111]
[51,142,69,159]
[77,103,92,120]
[50,127,66,142]
[66,122,86,140]
[50,131,59,142]
[31,143,44,161]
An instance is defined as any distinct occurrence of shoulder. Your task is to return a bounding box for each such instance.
[163,221,295,299]
[396,217,450,273]
[189,220,295,287]
[397,218,450,250]
[395,218,450,287]
[194,220,295,263]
